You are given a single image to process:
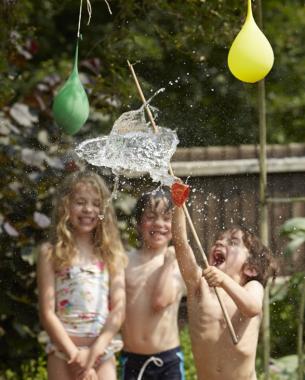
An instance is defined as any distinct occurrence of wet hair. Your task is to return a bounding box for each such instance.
[50,170,127,272]
[219,226,277,287]
[134,187,174,225]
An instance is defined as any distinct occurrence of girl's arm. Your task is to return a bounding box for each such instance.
[172,206,202,289]
[151,247,179,311]
[85,267,126,370]
[203,267,264,317]
[37,243,79,362]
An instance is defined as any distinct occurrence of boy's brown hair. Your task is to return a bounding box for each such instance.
[134,187,173,225]
[224,226,277,287]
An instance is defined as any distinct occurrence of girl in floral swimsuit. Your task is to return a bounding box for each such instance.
[37,171,127,380]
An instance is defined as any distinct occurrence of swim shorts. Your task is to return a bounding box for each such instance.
[120,346,185,380]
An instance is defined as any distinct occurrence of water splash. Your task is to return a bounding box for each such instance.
[75,92,178,185]
[98,175,120,221]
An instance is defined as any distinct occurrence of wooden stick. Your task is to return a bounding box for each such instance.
[127,60,238,345]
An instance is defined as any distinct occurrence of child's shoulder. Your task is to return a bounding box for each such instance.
[37,242,55,272]
[165,245,179,263]
[167,245,176,255]
[39,242,53,260]
[40,241,53,252]
[127,248,141,261]
[244,279,265,294]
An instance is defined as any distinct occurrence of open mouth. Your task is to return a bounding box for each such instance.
[79,217,96,225]
[150,230,167,237]
[212,251,226,267]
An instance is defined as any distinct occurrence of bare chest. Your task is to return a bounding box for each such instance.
[125,260,163,302]
[187,282,255,339]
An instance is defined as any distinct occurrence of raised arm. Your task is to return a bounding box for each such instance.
[151,247,181,311]
[171,206,201,289]
[37,243,79,362]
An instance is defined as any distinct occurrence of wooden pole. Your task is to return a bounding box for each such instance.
[297,277,305,380]
[256,0,270,377]
[127,60,238,345]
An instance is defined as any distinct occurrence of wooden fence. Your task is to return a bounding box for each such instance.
[129,143,305,273]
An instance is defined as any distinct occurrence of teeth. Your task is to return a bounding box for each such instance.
[80,218,94,223]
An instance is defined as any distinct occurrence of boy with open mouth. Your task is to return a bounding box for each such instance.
[172,204,276,380]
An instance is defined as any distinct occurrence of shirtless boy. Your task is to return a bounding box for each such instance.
[121,188,186,380]
[172,205,275,380]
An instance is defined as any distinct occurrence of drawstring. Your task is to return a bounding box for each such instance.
[137,356,164,380]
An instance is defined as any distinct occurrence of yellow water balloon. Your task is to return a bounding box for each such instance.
[228,0,274,83]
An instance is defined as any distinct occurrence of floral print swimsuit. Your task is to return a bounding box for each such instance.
[45,260,123,361]
[55,260,109,337]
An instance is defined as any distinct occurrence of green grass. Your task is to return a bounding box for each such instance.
[179,326,198,380]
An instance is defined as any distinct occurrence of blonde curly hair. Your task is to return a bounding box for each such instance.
[50,170,127,273]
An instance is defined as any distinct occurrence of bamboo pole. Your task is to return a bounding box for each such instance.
[127,60,238,345]
[258,76,270,380]
[256,0,270,377]
[297,276,305,380]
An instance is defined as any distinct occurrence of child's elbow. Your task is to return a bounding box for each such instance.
[114,305,126,329]
[120,308,126,326]
[39,309,53,329]
[242,304,262,318]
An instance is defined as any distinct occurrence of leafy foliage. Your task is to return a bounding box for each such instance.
[280,217,305,255]
[268,274,305,358]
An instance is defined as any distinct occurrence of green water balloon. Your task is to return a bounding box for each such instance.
[52,42,89,135]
